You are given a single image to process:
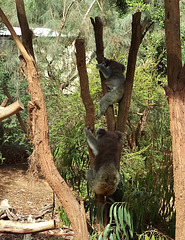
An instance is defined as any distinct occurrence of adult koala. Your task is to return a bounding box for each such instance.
[96,58,126,118]
[84,127,123,196]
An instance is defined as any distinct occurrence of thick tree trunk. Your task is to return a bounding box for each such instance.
[164,0,185,239]
[0,7,89,240]
[165,87,185,239]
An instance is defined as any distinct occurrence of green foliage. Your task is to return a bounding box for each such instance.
[0,152,5,164]
[59,206,71,227]
[121,146,149,179]
[97,203,133,240]
[138,229,173,240]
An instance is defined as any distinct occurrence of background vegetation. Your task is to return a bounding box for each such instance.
[1,0,184,239]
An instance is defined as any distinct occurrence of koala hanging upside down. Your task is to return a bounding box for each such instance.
[96,58,126,118]
[84,127,123,196]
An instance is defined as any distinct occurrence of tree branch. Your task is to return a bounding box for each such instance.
[0,220,59,233]
[61,0,76,31]
[75,38,95,166]
[90,17,115,131]
[117,12,152,133]
[3,85,27,134]
[16,0,35,58]
[0,8,30,63]
[0,100,24,121]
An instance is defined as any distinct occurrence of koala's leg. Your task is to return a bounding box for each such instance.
[98,87,125,118]
[98,91,120,117]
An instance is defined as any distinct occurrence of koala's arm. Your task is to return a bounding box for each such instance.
[84,127,99,156]
[96,63,112,79]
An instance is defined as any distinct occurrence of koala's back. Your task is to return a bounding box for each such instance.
[94,133,121,171]
[91,163,120,196]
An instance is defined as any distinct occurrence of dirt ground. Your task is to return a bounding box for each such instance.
[0,164,74,240]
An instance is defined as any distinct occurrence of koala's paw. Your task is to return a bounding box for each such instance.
[97,113,103,119]
[84,126,93,133]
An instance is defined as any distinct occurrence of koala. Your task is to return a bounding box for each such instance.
[96,58,126,118]
[84,127,123,196]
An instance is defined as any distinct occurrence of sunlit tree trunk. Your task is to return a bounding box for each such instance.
[164,0,185,238]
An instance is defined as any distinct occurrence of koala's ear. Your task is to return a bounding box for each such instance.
[104,57,110,65]
[96,128,107,138]
[115,131,124,140]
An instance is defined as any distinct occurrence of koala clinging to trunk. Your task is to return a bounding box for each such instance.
[84,127,123,196]
[96,58,126,118]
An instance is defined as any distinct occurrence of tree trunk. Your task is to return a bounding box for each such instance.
[117,12,151,133]
[75,38,95,166]
[164,0,185,239]
[0,6,89,240]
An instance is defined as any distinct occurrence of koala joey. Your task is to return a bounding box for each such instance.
[84,127,123,196]
[96,58,126,118]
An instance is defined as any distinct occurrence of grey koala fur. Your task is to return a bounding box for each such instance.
[84,127,123,196]
[96,58,126,118]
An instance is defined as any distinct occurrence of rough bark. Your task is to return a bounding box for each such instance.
[0,100,24,121]
[90,17,115,131]
[0,7,89,240]
[164,0,185,239]
[75,38,95,166]
[164,0,182,90]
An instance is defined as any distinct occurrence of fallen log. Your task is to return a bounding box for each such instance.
[0,219,59,233]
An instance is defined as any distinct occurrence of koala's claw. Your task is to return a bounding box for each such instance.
[97,114,102,119]
[84,125,93,132]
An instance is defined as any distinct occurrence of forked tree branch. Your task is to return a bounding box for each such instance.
[117,12,153,133]
[90,16,115,131]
